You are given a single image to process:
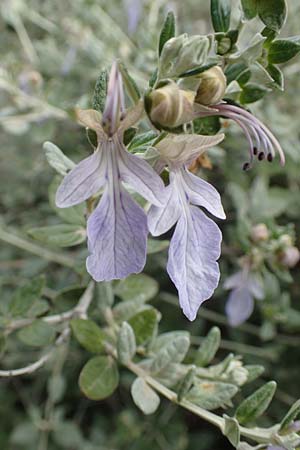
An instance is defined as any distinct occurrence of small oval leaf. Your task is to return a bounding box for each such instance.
[79,356,119,400]
[235,381,277,425]
[131,377,160,415]
[71,319,105,353]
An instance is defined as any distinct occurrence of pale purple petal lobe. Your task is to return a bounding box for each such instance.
[56,149,106,207]
[148,179,181,236]
[117,142,166,206]
[86,184,148,281]
[225,287,254,327]
[181,168,226,219]
[167,206,222,321]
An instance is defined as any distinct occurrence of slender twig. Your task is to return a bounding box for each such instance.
[0,282,95,377]
[0,226,75,268]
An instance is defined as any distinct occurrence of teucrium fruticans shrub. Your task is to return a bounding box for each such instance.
[1,1,300,449]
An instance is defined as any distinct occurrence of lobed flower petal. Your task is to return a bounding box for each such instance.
[167,206,222,321]
[55,148,107,208]
[225,287,254,327]
[148,179,181,236]
[181,167,226,219]
[156,133,224,168]
[86,183,148,281]
[76,108,105,138]
[116,139,166,206]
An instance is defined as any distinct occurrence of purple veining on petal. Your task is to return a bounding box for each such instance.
[86,149,148,281]
[148,174,181,236]
[167,206,222,321]
[55,147,106,208]
[181,167,226,219]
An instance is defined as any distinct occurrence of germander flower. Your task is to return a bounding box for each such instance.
[224,270,264,326]
[148,133,225,321]
[56,62,165,281]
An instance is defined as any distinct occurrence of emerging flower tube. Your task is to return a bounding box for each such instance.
[56,62,166,281]
[148,133,225,320]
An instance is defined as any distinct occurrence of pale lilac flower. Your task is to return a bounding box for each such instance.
[267,447,285,450]
[148,133,225,321]
[224,270,264,326]
[196,102,285,170]
[56,62,165,281]
[123,0,142,34]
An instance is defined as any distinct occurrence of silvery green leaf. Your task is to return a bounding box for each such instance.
[53,421,84,448]
[119,62,140,103]
[177,366,196,401]
[280,399,300,430]
[48,374,66,404]
[70,319,105,353]
[235,381,277,425]
[49,176,86,226]
[266,64,284,90]
[155,363,188,387]
[223,415,240,447]
[92,69,108,113]
[150,336,190,374]
[28,224,86,248]
[113,299,147,322]
[195,326,221,367]
[131,377,160,415]
[258,0,287,32]
[114,273,159,303]
[230,33,266,63]
[158,11,176,56]
[43,141,75,176]
[147,238,169,254]
[150,331,190,353]
[128,130,157,152]
[18,320,55,347]
[79,356,119,400]
[240,83,270,104]
[128,307,159,345]
[9,276,45,317]
[210,0,231,33]
[241,0,257,20]
[117,322,136,364]
[244,365,265,383]
[268,39,300,64]
[186,380,238,410]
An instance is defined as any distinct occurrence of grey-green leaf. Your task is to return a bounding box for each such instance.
[211,0,231,33]
[117,322,136,364]
[114,274,159,303]
[266,64,284,90]
[280,399,300,430]
[79,356,119,400]
[28,224,86,248]
[240,83,269,104]
[131,377,160,415]
[18,320,55,347]
[223,415,240,447]
[241,0,257,20]
[119,62,140,103]
[268,39,300,64]
[258,0,287,32]
[159,11,176,56]
[92,69,108,113]
[70,319,105,353]
[195,327,221,367]
[9,276,45,317]
[128,308,159,345]
[177,366,196,402]
[150,336,190,374]
[186,380,238,410]
[43,141,75,176]
[235,381,277,425]
[147,238,169,254]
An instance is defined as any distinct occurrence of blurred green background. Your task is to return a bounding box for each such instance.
[1,0,300,449]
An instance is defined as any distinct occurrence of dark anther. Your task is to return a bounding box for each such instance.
[258,152,265,161]
[267,153,273,162]
[243,162,251,171]
[253,146,258,155]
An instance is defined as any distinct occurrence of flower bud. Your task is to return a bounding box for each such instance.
[279,234,293,247]
[145,81,195,129]
[280,246,300,268]
[195,66,226,106]
[250,223,269,242]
